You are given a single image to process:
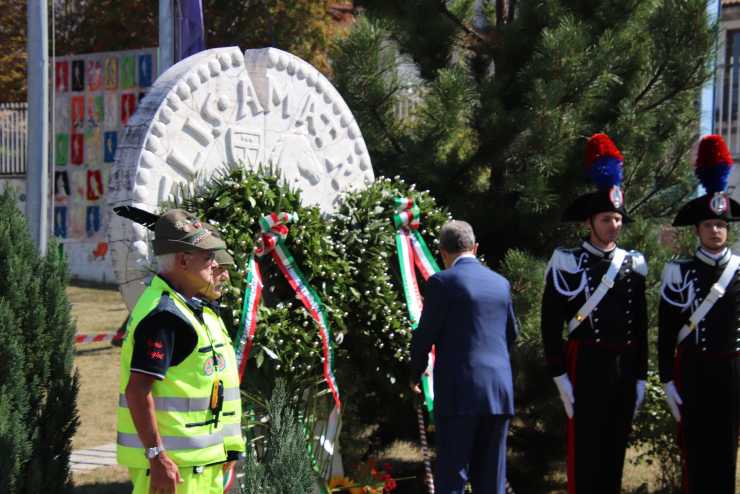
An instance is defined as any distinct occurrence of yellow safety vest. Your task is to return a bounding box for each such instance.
[116,276,227,468]
[203,304,245,457]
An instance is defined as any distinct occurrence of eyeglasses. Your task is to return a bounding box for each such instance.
[184,250,217,263]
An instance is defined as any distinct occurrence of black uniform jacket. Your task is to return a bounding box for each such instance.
[541,240,649,378]
[658,248,740,383]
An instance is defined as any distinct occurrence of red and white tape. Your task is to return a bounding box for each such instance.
[74,332,118,345]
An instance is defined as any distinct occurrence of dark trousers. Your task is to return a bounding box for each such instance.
[676,348,739,494]
[566,341,637,494]
[434,414,509,494]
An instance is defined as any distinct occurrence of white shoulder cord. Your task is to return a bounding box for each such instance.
[551,252,588,299]
[660,269,695,310]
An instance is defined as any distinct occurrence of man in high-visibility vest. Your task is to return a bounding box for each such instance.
[116,208,234,494]
[196,226,246,473]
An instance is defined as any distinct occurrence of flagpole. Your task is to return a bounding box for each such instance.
[26,0,49,255]
[158,0,175,75]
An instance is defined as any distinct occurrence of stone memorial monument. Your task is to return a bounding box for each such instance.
[107,46,374,308]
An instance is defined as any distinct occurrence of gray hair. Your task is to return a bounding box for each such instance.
[156,253,178,274]
[439,220,476,253]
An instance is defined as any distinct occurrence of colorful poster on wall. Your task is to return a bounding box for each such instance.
[87,169,104,201]
[87,94,103,128]
[55,171,70,202]
[70,134,84,165]
[72,60,85,91]
[120,93,136,125]
[120,55,135,90]
[104,57,119,90]
[54,207,68,238]
[87,60,103,91]
[55,134,68,166]
[86,206,101,237]
[56,61,69,92]
[138,54,152,88]
[53,48,157,256]
[104,131,117,163]
[71,96,85,131]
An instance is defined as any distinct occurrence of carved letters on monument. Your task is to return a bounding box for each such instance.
[108,47,374,308]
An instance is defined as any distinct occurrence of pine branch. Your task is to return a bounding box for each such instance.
[371,103,405,156]
[632,61,666,107]
[628,151,687,214]
[438,0,486,44]
[636,59,707,114]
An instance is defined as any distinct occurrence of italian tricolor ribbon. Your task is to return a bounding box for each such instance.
[237,212,341,411]
[393,197,441,415]
[235,254,263,381]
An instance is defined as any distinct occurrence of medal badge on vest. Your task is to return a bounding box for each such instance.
[203,352,226,376]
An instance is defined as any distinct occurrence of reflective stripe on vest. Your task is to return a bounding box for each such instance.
[118,387,240,412]
[118,430,225,450]
[203,305,245,454]
[116,276,227,468]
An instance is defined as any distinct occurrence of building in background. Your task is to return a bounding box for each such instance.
[0,103,28,213]
[716,1,740,157]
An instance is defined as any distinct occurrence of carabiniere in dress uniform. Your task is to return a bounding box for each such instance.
[541,133,648,494]
[658,134,740,494]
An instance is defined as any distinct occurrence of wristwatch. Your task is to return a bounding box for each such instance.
[145,445,165,460]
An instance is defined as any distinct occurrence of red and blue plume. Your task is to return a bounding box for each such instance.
[695,134,733,194]
[584,133,624,189]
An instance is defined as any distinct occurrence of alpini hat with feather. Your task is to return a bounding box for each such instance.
[562,133,630,222]
[672,134,740,227]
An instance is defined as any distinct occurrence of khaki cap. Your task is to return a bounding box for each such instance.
[214,249,235,266]
[153,209,226,255]
[202,223,235,266]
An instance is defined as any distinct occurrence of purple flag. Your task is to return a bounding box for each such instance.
[178,0,205,60]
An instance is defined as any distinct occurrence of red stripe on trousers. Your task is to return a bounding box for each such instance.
[566,340,581,494]
[674,347,689,494]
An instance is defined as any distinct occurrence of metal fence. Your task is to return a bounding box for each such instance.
[0,102,28,176]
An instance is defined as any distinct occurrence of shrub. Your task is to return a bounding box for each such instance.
[0,189,79,493]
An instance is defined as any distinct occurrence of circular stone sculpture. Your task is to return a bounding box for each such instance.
[107,47,374,309]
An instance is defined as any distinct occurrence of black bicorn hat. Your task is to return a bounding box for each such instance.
[672,134,740,227]
[562,133,631,223]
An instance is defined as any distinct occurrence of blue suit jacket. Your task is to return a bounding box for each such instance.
[410,257,517,417]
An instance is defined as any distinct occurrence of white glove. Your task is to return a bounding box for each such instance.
[553,373,575,418]
[663,381,683,422]
[634,380,646,417]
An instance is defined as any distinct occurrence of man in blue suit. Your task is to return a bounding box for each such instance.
[410,220,517,494]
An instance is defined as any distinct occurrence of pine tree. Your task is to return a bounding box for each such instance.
[0,189,79,493]
[332,0,712,260]
[332,1,713,487]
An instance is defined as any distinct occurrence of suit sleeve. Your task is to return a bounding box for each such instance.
[634,274,649,380]
[410,275,448,383]
[541,269,567,377]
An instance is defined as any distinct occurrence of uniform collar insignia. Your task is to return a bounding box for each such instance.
[695,247,731,267]
[582,240,616,259]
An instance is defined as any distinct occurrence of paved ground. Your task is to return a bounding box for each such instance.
[70,443,117,473]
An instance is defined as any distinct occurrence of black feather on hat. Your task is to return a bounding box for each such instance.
[562,133,631,223]
[672,134,740,227]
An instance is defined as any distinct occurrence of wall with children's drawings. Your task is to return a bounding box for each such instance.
[53,48,157,283]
